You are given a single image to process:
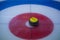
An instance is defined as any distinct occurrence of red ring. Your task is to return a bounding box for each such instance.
[9,13,54,39]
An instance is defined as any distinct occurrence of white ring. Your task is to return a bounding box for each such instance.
[0,4,60,40]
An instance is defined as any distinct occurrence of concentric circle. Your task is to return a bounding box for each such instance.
[0,4,60,40]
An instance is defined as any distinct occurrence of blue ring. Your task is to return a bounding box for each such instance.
[0,0,60,10]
